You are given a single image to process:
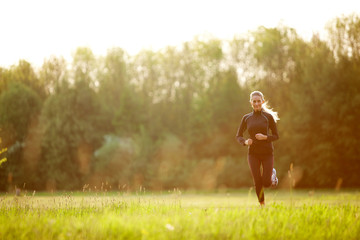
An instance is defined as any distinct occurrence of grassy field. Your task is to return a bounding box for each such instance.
[0,188,359,240]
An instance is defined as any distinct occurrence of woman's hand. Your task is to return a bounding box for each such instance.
[245,139,253,146]
[255,133,267,140]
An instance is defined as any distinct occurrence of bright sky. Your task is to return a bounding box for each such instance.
[1,0,359,68]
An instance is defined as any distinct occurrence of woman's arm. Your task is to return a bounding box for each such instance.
[255,114,279,141]
[236,115,248,146]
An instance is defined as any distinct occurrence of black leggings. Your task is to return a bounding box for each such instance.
[248,154,274,203]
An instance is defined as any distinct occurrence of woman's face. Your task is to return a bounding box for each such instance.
[250,95,264,111]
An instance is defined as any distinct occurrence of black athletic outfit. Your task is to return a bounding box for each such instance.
[236,109,279,203]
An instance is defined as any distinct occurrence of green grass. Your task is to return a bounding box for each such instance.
[0,189,359,239]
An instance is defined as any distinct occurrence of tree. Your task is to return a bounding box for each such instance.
[40,77,103,190]
[39,56,69,95]
[9,60,46,98]
[0,82,42,190]
[98,48,142,135]
[325,14,360,186]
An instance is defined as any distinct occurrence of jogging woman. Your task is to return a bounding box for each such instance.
[236,91,279,206]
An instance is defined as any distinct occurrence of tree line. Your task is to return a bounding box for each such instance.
[0,14,359,191]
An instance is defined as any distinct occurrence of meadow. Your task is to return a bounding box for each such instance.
[0,188,359,240]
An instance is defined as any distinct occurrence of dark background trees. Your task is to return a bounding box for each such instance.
[0,14,359,191]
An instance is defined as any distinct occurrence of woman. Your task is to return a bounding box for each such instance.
[236,91,279,206]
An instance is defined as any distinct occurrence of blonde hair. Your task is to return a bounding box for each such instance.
[250,91,280,122]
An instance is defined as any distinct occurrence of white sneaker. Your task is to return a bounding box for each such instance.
[271,168,278,187]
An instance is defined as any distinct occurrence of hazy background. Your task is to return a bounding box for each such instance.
[1,0,359,67]
[0,1,359,192]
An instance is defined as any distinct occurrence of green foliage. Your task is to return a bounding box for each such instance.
[40,80,103,190]
[0,81,42,190]
[0,139,6,167]
[9,60,46,98]
[0,82,41,141]
[98,48,142,135]
[327,13,360,61]
[39,56,68,94]
[0,158,6,167]
[72,47,97,84]
[1,14,360,190]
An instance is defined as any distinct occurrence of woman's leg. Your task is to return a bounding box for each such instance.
[248,154,274,203]
[248,154,264,203]
[261,155,274,188]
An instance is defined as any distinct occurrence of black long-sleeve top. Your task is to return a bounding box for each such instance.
[236,109,279,155]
